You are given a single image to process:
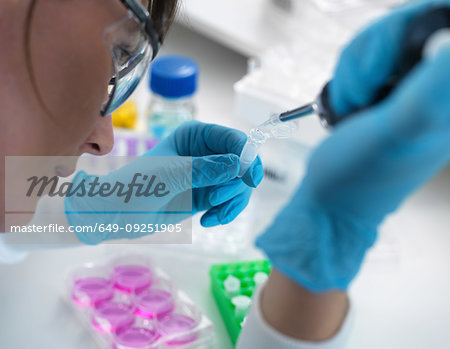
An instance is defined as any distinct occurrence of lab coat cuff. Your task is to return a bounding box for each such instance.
[236,282,354,349]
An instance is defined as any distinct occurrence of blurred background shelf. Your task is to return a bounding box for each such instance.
[176,0,389,57]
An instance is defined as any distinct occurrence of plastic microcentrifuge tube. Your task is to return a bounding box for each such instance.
[113,265,153,294]
[134,289,175,319]
[114,327,159,348]
[231,295,252,319]
[224,275,241,298]
[158,314,198,345]
[92,301,135,333]
[238,114,298,177]
[253,272,269,287]
[238,129,267,178]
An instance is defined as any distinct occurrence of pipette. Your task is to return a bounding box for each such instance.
[238,6,450,177]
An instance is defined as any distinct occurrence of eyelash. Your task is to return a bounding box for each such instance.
[114,45,134,65]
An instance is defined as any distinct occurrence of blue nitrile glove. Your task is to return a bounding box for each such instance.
[148,121,264,226]
[329,0,442,117]
[66,121,263,244]
[256,2,450,293]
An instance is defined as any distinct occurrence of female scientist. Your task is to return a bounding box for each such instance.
[0,0,449,349]
[0,0,263,245]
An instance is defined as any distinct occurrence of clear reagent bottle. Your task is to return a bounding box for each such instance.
[147,55,199,141]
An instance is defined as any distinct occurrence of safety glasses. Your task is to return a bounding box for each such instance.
[101,0,160,116]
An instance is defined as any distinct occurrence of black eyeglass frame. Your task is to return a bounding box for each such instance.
[100,0,160,116]
[118,0,161,60]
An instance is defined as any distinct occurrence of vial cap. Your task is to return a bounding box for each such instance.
[224,275,241,292]
[231,295,252,310]
[253,272,269,286]
[149,55,198,98]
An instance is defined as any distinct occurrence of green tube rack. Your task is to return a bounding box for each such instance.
[210,260,271,346]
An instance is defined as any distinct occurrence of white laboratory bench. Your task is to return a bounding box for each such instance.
[1,20,450,349]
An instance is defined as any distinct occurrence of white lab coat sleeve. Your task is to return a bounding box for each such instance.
[236,284,354,349]
[0,195,81,264]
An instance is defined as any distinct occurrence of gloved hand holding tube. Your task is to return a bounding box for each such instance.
[256,0,450,293]
[66,121,264,245]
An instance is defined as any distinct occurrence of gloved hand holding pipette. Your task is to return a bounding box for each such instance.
[256,0,450,293]
[238,3,450,179]
[237,2,450,347]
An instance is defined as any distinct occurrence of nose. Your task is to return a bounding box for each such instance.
[80,116,114,156]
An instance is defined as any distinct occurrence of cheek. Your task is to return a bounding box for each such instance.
[29,2,114,152]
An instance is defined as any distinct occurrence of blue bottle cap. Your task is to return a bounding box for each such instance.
[149,55,199,98]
